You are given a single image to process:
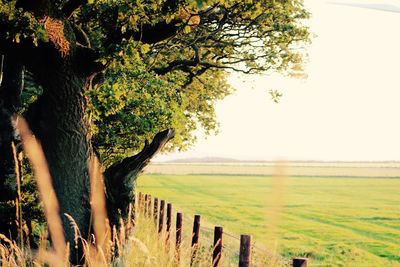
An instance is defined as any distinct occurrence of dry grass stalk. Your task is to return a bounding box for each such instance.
[14,116,67,265]
[126,203,133,232]
[63,213,81,251]
[35,250,68,267]
[118,218,126,251]
[263,160,289,265]
[11,142,24,250]
[0,234,24,266]
[63,212,105,267]
[88,156,111,264]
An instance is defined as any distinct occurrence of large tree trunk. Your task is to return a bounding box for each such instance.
[0,50,94,263]
[26,57,91,263]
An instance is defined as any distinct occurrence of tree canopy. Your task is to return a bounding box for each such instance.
[1,0,310,165]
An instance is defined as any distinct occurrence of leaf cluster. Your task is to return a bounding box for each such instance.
[87,52,231,165]
[0,0,47,45]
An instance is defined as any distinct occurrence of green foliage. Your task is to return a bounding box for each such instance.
[20,72,43,113]
[87,53,231,165]
[80,0,309,163]
[270,89,283,103]
[20,172,45,244]
[12,0,310,164]
[0,0,47,45]
[0,170,44,245]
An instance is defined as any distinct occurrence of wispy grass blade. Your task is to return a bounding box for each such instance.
[88,156,111,264]
[14,116,67,265]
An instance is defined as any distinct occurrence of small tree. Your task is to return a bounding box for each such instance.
[0,0,309,262]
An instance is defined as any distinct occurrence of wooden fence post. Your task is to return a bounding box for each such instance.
[132,193,137,223]
[293,258,308,267]
[175,212,183,262]
[158,200,165,234]
[147,195,152,218]
[190,215,201,266]
[133,191,137,211]
[212,226,223,267]
[239,235,251,267]
[153,197,158,225]
[166,203,172,242]
[128,203,134,229]
[138,192,143,213]
[144,194,148,216]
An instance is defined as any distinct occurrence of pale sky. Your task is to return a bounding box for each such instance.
[157,0,400,162]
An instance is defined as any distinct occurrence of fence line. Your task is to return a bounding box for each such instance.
[202,225,287,262]
[136,191,309,267]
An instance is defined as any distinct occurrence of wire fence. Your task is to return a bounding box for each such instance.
[136,192,308,267]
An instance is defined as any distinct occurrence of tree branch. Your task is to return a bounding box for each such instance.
[104,129,175,226]
[152,56,269,75]
[74,45,107,77]
[105,19,184,47]
[62,0,87,18]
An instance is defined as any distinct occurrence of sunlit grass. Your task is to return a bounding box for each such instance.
[138,174,400,266]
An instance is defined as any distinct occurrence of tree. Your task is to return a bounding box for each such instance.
[0,0,309,262]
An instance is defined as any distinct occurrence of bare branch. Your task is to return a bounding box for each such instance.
[62,0,87,18]
[105,19,184,48]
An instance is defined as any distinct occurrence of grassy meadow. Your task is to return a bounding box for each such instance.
[138,164,400,266]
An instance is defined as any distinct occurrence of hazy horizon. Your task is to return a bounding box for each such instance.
[154,156,400,164]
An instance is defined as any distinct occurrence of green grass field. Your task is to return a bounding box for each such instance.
[138,174,400,267]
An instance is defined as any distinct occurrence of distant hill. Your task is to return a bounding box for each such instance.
[159,157,400,164]
[165,157,243,163]
[147,159,400,177]
[163,157,304,164]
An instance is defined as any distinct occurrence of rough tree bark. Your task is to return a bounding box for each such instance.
[26,56,92,263]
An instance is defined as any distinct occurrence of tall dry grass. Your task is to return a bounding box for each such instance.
[88,156,112,265]
[2,115,290,266]
[121,199,291,267]
[1,116,114,266]
[2,115,201,267]
[119,206,215,267]
[15,116,68,266]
